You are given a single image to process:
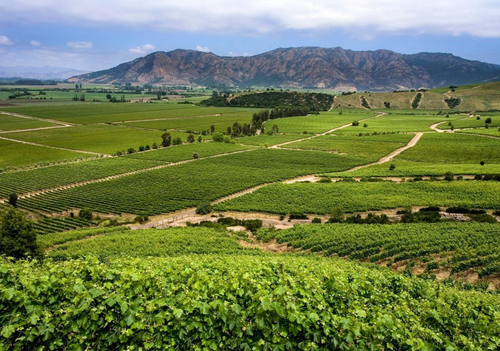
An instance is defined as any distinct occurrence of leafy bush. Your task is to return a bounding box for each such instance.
[0,208,42,260]
[196,202,212,215]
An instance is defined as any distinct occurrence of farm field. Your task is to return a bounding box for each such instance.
[459,128,500,137]
[17,148,366,215]
[267,110,377,133]
[0,113,57,131]
[0,124,200,154]
[284,133,413,162]
[337,113,463,134]
[256,222,500,286]
[214,180,500,214]
[1,103,256,124]
[0,157,161,198]
[0,138,89,169]
[1,87,500,350]
[439,113,499,130]
[331,132,500,177]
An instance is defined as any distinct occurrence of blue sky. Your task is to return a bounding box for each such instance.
[1,0,499,71]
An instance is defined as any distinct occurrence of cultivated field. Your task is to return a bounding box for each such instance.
[1,86,500,349]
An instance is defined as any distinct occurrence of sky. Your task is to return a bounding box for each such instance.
[0,0,500,72]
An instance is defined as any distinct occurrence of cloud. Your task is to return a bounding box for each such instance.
[0,35,13,45]
[228,51,251,57]
[196,46,210,53]
[1,1,500,38]
[67,41,93,49]
[30,40,41,46]
[129,44,156,54]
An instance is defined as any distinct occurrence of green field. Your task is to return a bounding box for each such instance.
[0,113,57,131]
[266,110,377,133]
[1,124,202,154]
[215,180,500,214]
[2,103,255,124]
[337,113,463,134]
[17,148,366,215]
[0,138,89,169]
[332,132,500,177]
[1,87,500,350]
[284,133,413,162]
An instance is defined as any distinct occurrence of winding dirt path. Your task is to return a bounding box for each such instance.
[344,132,423,173]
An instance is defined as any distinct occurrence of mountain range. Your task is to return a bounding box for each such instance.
[69,47,500,91]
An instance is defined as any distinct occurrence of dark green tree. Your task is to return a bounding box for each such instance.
[8,193,18,208]
[187,134,195,143]
[0,208,42,260]
[161,132,172,147]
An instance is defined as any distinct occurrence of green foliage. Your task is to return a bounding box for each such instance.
[445,97,461,109]
[360,96,370,109]
[134,214,149,224]
[79,208,93,221]
[212,132,224,142]
[32,216,94,235]
[202,91,334,111]
[2,254,500,349]
[47,227,253,259]
[0,208,41,259]
[196,202,212,215]
[161,132,172,147]
[7,194,17,208]
[411,93,422,109]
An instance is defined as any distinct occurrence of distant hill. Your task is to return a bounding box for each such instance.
[69,47,500,91]
[333,81,500,110]
[0,66,89,80]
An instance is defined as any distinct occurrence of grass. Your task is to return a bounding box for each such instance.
[235,133,307,146]
[440,114,499,130]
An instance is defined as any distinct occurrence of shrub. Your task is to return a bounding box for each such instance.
[8,193,18,208]
[196,202,212,215]
[241,219,262,232]
[311,217,322,224]
[79,208,93,220]
[193,153,199,159]
[134,215,149,224]
[289,213,308,220]
[213,132,224,142]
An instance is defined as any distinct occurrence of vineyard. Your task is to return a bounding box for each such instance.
[215,180,500,214]
[46,227,258,259]
[17,148,365,215]
[256,222,500,285]
[1,87,500,349]
[2,254,500,349]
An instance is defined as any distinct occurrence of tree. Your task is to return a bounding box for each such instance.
[389,164,396,171]
[79,208,93,220]
[106,94,112,100]
[196,202,212,215]
[172,137,182,145]
[485,117,492,124]
[213,132,224,142]
[271,125,279,135]
[8,193,18,208]
[226,127,231,135]
[193,152,199,159]
[0,208,41,260]
[210,125,215,134]
[187,134,195,143]
[197,136,202,142]
[444,172,454,181]
[352,120,359,126]
[161,132,172,147]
